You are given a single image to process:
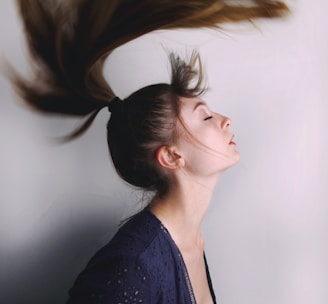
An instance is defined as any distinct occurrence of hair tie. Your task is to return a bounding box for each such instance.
[108,97,122,113]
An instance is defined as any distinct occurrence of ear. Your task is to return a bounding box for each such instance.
[155,145,184,170]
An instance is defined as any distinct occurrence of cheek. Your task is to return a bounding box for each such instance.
[179,138,238,176]
[176,125,239,174]
[194,127,227,152]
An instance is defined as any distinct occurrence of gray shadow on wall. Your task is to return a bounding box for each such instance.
[0,194,127,304]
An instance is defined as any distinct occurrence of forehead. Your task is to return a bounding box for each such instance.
[179,96,206,113]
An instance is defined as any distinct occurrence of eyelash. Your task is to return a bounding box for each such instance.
[204,116,213,121]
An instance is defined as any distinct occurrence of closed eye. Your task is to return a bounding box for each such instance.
[204,116,213,121]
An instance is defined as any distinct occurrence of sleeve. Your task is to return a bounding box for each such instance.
[67,255,154,304]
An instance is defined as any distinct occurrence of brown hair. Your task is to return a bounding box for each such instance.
[9,0,289,195]
[107,52,205,196]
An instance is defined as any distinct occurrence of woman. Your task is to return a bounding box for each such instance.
[10,0,289,303]
[67,56,239,303]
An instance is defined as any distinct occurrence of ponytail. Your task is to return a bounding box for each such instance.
[10,0,289,139]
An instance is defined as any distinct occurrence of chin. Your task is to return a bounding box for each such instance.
[222,153,241,172]
[233,151,241,163]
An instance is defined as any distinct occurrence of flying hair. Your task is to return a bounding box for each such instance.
[9,0,289,139]
[7,0,290,194]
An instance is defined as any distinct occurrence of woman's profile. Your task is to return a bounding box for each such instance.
[9,0,289,303]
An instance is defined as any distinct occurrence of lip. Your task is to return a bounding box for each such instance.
[229,135,236,145]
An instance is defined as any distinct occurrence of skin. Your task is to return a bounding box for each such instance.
[150,96,240,304]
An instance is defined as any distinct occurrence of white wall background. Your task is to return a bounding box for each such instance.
[1,1,327,303]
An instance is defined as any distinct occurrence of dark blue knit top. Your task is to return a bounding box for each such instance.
[67,208,216,303]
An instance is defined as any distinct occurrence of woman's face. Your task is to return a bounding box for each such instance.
[176,97,240,178]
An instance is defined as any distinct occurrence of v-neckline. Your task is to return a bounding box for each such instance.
[145,207,216,303]
[160,223,216,304]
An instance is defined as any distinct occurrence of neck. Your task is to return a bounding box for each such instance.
[150,174,219,250]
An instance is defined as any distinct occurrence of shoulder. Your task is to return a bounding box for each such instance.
[91,207,163,262]
[67,208,170,303]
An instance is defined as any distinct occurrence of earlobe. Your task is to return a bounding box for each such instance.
[156,146,184,169]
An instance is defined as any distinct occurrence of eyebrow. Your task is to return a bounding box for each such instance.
[192,101,207,112]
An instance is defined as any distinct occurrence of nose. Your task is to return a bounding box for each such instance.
[219,114,231,129]
[223,116,231,129]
